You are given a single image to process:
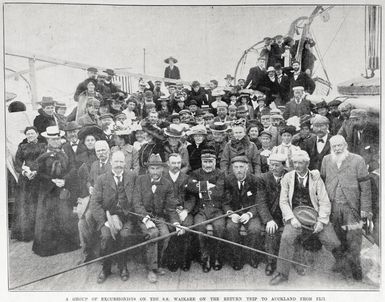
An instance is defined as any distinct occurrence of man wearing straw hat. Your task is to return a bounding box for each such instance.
[270,150,340,285]
[133,154,179,283]
[89,150,137,284]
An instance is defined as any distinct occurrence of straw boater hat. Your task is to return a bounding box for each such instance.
[211,90,226,97]
[146,153,167,166]
[293,206,318,228]
[164,56,178,64]
[41,126,65,139]
[55,102,67,109]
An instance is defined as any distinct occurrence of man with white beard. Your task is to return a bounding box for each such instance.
[320,135,372,281]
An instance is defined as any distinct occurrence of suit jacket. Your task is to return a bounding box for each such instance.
[223,173,266,218]
[78,113,99,127]
[303,134,332,171]
[133,174,179,223]
[111,145,139,175]
[263,125,280,148]
[164,66,180,80]
[62,142,81,204]
[350,123,379,172]
[285,70,315,96]
[163,171,195,213]
[320,153,372,213]
[90,169,137,230]
[280,169,331,225]
[259,171,284,225]
[283,98,313,120]
[244,66,267,90]
[88,160,112,188]
[276,74,290,104]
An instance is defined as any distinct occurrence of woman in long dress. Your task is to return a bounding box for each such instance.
[11,126,46,241]
[32,126,80,257]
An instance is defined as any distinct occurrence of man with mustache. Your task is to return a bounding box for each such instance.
[283,86,314,120]
[224,156,266,271]
[321,135,372,281]
[284,60,315,97]
[89,150,137,283]
[133,154,179,283]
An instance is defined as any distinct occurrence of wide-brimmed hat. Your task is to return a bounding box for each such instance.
[328,99,342,108]
[315,100,328,110]
[64,121,82,132]
[146,153,167,166]
[266,66,276,73]
[164,56,178,64]
[141,120,166,141]
[188,124,207,136]
[39,96,55,107]
[293,206,318,228]
[164,124,184,138]
[103,69,116,76]
[209,122,229,133]
[224,74,235,80]
[279,125,297,136]
[41,126,65,139]
[212,90,225,97]
[77,125,104,141]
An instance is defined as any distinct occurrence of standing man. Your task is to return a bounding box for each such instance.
[164,56,180,86]
[321,135,372,281]
[274,63,290,106]
[186,148,226,273]
[244,57,267,91]
[270,150,341,285]
[224,156,266,271]
[89,150,137,283]
[133,154,179,283]
[283,86,313,120]
[74,67,98,102]
[284,60,315,96]
[303,115,332,171]
[259,153,287,276]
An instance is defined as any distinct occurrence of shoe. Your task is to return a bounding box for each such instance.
[213,258,222,271]
[97,269,111,284]
[120,267,129,282]
[250,257,260,269]
[269,273,288,286]
[147,270,157,283]
[232,261,243,271]
[202,257,211,273]
[265,263,276,276]
[153,268,166,275]
[350,262,363,281]
[181,260,191,272]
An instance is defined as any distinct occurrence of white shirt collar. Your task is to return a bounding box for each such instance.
[169,171,180,182]
[318,134,328,142]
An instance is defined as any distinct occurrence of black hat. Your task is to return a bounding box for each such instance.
[77,125,104,141]
[280,125,297,136]
[103,69,116,76]
[259,131,272,139]
[328,99,342,108]
[164,56,178,64]
[141,120,166,141]
[146,153,167,166]
[189,100,198,106]
[315,100,328,110]
[87,67,98,73]
[201,147,216,161]
[64,121,82,131]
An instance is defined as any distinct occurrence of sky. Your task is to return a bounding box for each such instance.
[4,4,367,105]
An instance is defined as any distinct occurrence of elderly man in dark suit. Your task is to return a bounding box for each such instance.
[162,153,195,272]
[89,150,137,283]
[164,56,180,85]
[224,156,266,271]
[186,148,226,273]
[77,140,111,263]
[270,150,340,285]
[283,86,313,120]
[303,115,332,171]
[348,109,379,172]
[321,135,372,281]
[259,153,287,276]
[133,154,179,283]
[244,57,267,91]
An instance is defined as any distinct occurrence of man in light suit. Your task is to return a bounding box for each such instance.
[321,135,372,281]
[133,154,179,283]
[270,150,340,285]
[89,150,137,283]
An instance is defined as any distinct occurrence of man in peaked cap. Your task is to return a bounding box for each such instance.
[224,156,267,271]
[283,86,314,120]
[270,150,341,285]
[259,152,287,276]
[133,153,179,283]
[186,147,226,273]
[74,67,99,102]
[302,114,332,171]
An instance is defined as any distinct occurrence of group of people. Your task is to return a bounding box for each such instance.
[9,51,379,287]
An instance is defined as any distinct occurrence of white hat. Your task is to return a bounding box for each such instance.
[41,126,64,139]
[292,86,304,91]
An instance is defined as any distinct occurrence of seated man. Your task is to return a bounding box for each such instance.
[224,156,265,271]
[133,154,179,283]
[270,150,341,285]
[89,150,137,283]
[259,153,287,276]
[186,148,226,273]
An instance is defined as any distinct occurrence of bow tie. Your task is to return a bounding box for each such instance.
[151,181,160,185]
[71,143,78,146]
[318,138,324,143]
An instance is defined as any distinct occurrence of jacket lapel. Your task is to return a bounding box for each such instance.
[288,172,295,206]
[108,172,117,192]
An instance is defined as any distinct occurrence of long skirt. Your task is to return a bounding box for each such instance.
[32,185,80,257]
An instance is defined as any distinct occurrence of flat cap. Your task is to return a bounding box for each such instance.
[268,153,287,163]
[328,99,342,107]
[311,114,330,125]
[231,156,249,164]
